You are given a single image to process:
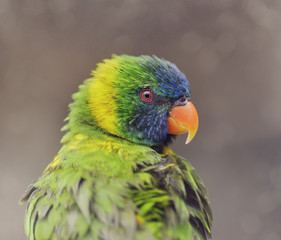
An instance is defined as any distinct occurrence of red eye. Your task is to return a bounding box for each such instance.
[141,90,153,102]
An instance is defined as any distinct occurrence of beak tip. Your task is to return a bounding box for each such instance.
[184,127,198,145]
[185,133,192,145]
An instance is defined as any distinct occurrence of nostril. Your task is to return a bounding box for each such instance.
[180,97,187,103]
[172,96,191,107]
[173,96,189,106]
[178,97,188,106]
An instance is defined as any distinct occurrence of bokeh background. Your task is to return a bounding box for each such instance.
[1,0,281,239]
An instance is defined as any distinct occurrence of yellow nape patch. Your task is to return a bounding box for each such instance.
[88,57,120,136]
[162,146,174,155]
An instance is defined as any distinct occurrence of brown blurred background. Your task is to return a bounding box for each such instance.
[1,0,281,239]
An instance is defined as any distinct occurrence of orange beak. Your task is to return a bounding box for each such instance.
[167,102,199,144]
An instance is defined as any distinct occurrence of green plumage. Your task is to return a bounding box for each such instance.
[21,55,212,240]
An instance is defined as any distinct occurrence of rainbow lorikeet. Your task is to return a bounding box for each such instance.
[20,55,212,240]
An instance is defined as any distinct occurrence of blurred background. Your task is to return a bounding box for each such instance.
[1,0,281,239]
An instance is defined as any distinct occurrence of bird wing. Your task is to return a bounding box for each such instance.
[135,152,212,240]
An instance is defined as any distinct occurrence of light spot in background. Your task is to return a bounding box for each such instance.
[3,63,27,94]
[0,168,28,240]
[253,160,271,182]
[216,11,238,29]
[197,47,219,74]
[202,120,235,152]
[259,29,281,132]
[53,11,76,29]
[0,10,16,37]
[0,170,21,195]
[48,0,75,14]
[25,74,51,98]
[223,185,241,204]
[107,1,142,28]
[269,166,281,187]
[113,35,134,53]
[201,94,236,151]
[23,0,45,16]
[212,0,233,9]
[243,1,281,30]
[180,32,203,54]
[215,32,236,56]
[0,0,10,15]
[262,232,281,240]
[160,12,180,33]
[260,96,281,132]
[241,213,262,235]
[273,189,281,204]
[5,112,29,135]
[207,94,231,119]
[256,191,278,214]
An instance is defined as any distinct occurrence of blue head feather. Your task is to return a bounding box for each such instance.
[114,55,191,146]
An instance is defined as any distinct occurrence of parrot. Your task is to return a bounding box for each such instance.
[20,55,212,240]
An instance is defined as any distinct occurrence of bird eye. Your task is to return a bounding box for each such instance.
[141,90,153,102]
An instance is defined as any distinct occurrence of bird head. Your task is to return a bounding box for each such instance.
[72,55,198,147]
